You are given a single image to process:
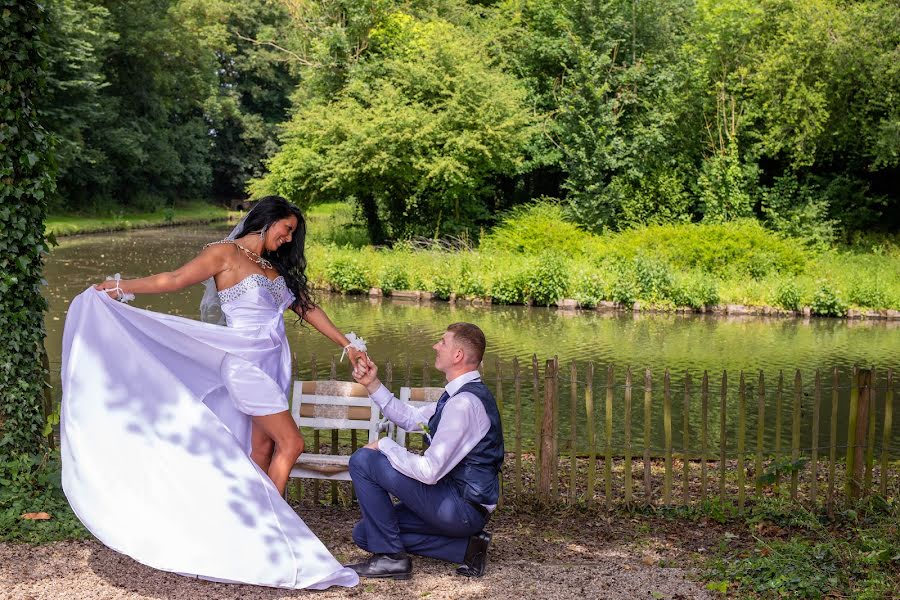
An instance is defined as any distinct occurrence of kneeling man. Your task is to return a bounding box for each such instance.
[347,322,503,580]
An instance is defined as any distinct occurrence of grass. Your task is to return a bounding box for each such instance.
[45,200,232,237]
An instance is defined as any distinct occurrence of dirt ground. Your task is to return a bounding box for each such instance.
[0,505,723,600]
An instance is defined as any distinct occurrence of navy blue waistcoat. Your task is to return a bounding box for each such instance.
[427,380,505,505]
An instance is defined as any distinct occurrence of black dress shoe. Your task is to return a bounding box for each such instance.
[456,531,492,577]
[346,553,412,580]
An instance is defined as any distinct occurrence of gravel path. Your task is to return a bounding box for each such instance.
[1,507,714,599]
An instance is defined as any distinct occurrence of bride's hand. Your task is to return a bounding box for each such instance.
[94,279,130,300]
[347,347,368,370]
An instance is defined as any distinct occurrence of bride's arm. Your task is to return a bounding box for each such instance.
[94,244,231,298]
[296,305,366,364]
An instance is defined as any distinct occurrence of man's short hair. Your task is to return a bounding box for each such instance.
[446,322,486,365]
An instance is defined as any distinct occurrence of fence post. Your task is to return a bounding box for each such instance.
[881,369,893,499]
[624,368,633,505]
[532,355,541,492]
[737,372,746,512]
[496,359,504,503]
[586,362,596,506]
[605,365,614,510]
[700,371,709,502]
[847,368,871,500]
[719,371,727,500]
[644,369,653,505]
[539,360,557,504]
[827,367,838,516]
[775,371,784,491]
[791,370,802,502]
[513,357,523,497]
[865,369,877,496]
[552,357,560,498]
[810,370,821,506]
[682,372,691,506]
[755,371,765,498]
[664,369,673,506]
[569,361,578,505]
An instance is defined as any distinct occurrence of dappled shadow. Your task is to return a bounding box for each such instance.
[61,289,352,590]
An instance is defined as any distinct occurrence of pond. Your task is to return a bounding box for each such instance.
[43,225,899,455]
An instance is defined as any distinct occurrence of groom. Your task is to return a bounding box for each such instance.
[346,322,503,580]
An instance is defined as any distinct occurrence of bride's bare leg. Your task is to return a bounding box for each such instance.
[250,425,275,473]
[251,411,304,495]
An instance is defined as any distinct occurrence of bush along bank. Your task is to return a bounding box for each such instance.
[304,218,900,320]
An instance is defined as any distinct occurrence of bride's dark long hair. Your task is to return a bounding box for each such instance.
[234,196,315,315]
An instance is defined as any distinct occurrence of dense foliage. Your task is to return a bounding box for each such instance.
[304,202,900,313]
[1,0,54,455]
[36,0,899,242]
[251,0,899,241]
[42,0,297,210]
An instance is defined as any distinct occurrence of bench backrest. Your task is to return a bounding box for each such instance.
[291,380,380,444]
[393,386,444,446]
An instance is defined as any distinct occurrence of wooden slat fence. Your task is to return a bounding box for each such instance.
[284,355,898,509]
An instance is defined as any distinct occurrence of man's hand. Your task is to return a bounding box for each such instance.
[364,439,380,450]
[353,357,381,393]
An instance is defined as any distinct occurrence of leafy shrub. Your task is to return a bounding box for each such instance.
[811,283,848,317]
[669,271,720,308]
[775,281,802,311]
[380,263,409,293]
[427,264,454,300]
[573,271,607,308]
[595,220,808,278]
[491,268,528,305]
[457,262,487,297]
[324,258,370,293]
[526,253,570,306]
[481,201,593,257]
[610,265,641,307]
[632,256,673,300]
[847,282,889,310]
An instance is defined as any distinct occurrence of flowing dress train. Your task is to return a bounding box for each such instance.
[60,275,358,589]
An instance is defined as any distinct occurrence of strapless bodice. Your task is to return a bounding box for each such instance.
[218,274,294,329]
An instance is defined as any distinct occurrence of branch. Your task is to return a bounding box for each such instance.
[233,30,319,67]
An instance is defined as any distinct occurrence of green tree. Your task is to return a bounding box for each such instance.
[176,0,298,199]
[253,13,539,242]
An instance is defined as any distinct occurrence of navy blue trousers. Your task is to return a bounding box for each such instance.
[348,448,487,563]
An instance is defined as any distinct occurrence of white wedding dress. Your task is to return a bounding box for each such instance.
[60,275,358,590]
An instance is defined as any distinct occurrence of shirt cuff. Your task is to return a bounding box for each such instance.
[369,383,393,407]
[377,436,401,454]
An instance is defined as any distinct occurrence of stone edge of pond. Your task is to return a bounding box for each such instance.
[324,286,900,322]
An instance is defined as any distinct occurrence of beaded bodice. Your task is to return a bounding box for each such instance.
[217,274,287,306]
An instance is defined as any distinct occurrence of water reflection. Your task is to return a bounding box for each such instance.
[44,226,899,454]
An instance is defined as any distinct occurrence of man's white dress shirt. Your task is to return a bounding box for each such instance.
[371,370,494,509]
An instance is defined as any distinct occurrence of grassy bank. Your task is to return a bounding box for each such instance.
[304,203,900,316]
[46,200,233,237]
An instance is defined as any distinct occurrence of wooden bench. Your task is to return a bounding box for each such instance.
[392,386,445,447]
[289,380,381,482]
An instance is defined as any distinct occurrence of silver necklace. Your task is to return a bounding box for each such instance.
[204,239,274,270]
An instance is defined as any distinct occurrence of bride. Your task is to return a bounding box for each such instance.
[61,196,360,589]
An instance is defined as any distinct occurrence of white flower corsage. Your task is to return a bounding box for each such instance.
[340,332,367,362]
[104,273,135,303]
